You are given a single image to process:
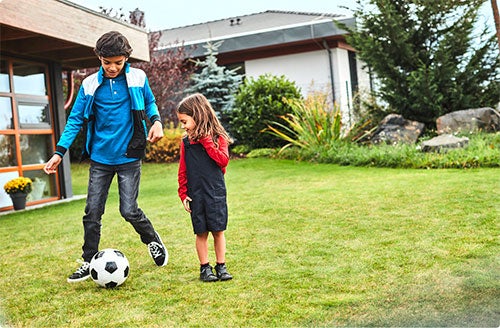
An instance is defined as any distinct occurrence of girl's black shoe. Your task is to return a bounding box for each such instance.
[200,265,218,282]
[215,263,233,281]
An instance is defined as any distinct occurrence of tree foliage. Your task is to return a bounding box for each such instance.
[339,0,500,127]
[186,41,243,122]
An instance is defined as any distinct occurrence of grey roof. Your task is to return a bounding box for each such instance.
[157,10,353,50]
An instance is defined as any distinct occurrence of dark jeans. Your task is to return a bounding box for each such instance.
[81,160,157,261]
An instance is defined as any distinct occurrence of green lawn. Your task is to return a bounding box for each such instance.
[0,158,498,327]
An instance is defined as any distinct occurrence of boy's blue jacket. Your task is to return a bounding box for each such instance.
[55,63,160,160]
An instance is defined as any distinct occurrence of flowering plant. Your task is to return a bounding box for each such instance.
[3,177,33,194]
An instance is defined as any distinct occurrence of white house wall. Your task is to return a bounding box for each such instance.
[245,50,330,95]
[357,57,372,95]
[244,48,354,125]
[331,47,355,127]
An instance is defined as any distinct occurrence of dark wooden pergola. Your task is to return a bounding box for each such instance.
[0,0,150,70]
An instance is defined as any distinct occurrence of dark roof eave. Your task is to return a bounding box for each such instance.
[158,18,356,58]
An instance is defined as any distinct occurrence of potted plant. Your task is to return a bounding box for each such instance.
[3,176,33,210]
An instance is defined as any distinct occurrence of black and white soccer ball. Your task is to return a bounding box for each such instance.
[89,248,130,288]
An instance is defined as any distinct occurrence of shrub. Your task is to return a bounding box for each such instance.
[145,126,184,163]
[246,148,278,158]
[228,74,302,149]
[276,132,500,169]
[230,144,252,156]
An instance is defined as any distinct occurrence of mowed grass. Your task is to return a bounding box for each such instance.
[0,158,498,327]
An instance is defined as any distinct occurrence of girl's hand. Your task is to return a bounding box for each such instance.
[182,196,192,213]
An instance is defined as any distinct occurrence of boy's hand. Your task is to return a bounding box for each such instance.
[43,154,62,174]
[147,121,164,143]
[182,196,192,213]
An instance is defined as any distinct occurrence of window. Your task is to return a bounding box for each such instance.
[0,135,17,167]
[0,58,59,210]
[19,134,53,165]
[18,102,51,129]
[13,62,47,95]
[0,60,10,92]
[0,97,13,130]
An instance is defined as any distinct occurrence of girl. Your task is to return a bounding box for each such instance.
[177,93,233,282]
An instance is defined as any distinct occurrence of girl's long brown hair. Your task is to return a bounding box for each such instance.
[177,93,233,145]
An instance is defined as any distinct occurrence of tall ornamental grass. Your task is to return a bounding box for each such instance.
[265,93,343,151]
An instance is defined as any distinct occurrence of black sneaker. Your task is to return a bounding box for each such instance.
[67,261,90,283]
[200,265,218,282]
[215,263,233,281]
[148,232,168,266]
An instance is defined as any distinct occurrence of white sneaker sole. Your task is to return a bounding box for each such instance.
[67,274,91,283]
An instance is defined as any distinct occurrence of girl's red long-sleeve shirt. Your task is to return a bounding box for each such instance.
[177,135,229,201]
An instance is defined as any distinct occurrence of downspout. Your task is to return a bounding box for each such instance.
[63,70,75,110]
[322,39,336,104]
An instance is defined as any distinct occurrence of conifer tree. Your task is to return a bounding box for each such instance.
[186,41,243,123]
[339,0,500,127]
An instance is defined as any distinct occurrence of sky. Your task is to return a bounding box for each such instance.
[69,0,495,34]
[68,0,357,31]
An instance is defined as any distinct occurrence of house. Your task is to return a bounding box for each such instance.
[0,0,150,211]
[157,10,372,125]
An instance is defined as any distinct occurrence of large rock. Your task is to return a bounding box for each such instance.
[436,107,500,134]
[371,114,425,144]
[421,134,469,153]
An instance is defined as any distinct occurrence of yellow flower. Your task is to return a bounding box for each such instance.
[3,177,33,194]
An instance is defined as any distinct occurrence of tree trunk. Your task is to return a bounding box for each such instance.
[492,0,500,50]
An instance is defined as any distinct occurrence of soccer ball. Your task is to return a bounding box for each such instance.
[89,248,130,288]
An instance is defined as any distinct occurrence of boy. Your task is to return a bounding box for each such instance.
[44,31,168,282]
